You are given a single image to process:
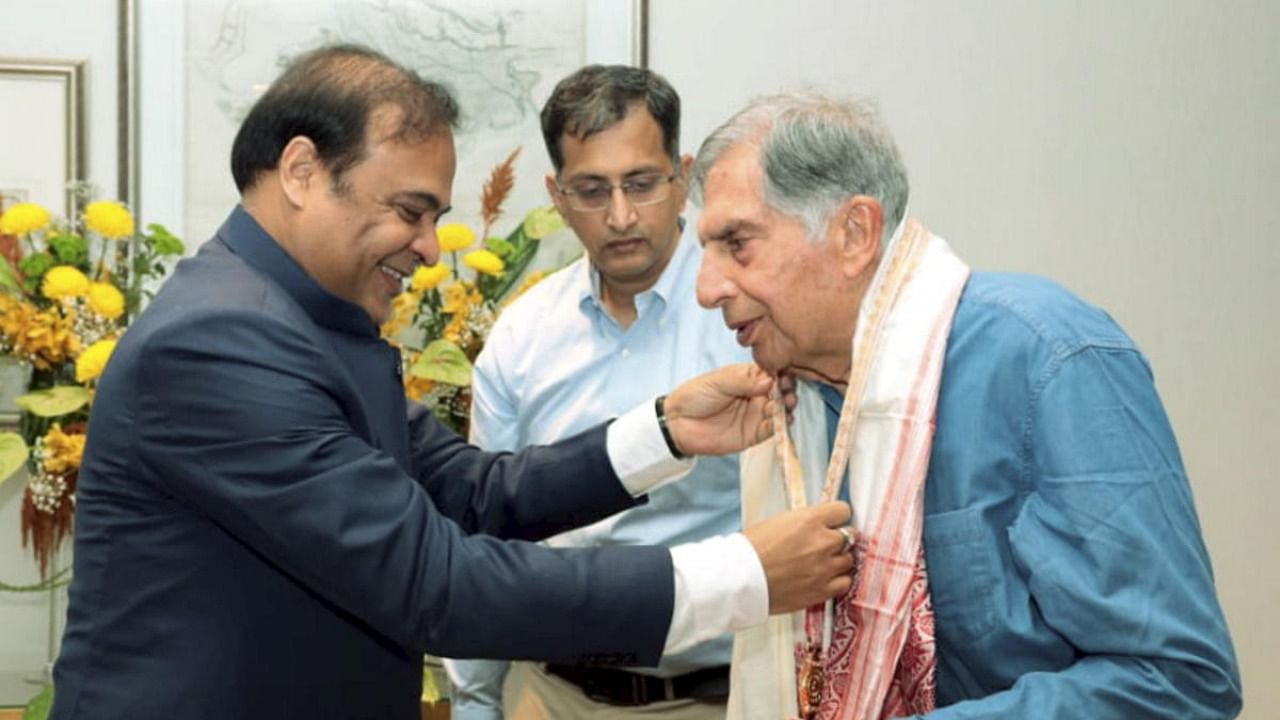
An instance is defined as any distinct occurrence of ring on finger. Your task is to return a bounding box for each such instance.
[837,526,854,552]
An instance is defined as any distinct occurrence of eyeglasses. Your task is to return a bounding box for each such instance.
[556,173,680,212]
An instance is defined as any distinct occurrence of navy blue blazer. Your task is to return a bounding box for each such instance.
[51,207,674,719]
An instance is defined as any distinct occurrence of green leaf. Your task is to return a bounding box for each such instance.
[504,222,541,266]
[48,232,88,265]
[23,684,53,720]
[0,432,29,484]
[18,252,55,283]
[15,386,92,417]
[485,236,515,258]
[409,340,473,387]
[421,664,441,704]
[0,258,21,294]
[145,223,185,256]
[481,221,543,300]
[521,206,565,240]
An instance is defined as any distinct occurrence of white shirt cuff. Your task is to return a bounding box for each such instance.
[606,399,695,496]
[663,533,769,656]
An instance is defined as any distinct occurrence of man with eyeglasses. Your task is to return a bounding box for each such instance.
[444,66,749,719]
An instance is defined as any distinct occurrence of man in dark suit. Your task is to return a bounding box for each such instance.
[49,44,854,720]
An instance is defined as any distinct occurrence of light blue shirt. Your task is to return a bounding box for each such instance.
[447,228,750,719]
[895,272,1240,717]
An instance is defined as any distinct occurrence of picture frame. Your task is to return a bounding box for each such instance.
[0,58,85,430]
[0,58,86,218]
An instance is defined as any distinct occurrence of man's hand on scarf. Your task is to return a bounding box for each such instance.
[744,501,855,614]
[663,363,789,455]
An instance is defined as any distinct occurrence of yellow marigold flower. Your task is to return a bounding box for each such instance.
[380,290,421,338]
[437,223,476,253]
[463,250,504,276]
[0,202,52,236]
[75,338,117,383]
[87,282,126,320]
[42,265,91,300]
[441,282,469,314]
[41,424,86,476]
[410,263,450,292]
[84,200,135,239]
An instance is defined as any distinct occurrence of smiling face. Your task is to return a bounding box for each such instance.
[546,105,690,298]
[696,143,873,382]
[289,112,456,324]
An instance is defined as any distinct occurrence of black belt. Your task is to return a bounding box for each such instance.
[545,663,730,706]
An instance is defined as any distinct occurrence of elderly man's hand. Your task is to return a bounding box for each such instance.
[745,501,855,614]
[663,363,794,456]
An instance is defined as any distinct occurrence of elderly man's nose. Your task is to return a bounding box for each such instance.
[696,255,732,309]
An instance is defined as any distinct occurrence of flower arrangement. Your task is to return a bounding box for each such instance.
[380,149,565,436]
[0,186,184,579]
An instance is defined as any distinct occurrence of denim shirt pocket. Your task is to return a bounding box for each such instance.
[923,505,998,643]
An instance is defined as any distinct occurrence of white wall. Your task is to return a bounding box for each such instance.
[0,0,124,703]
[652,0,1278,716]
[0,0,123,202]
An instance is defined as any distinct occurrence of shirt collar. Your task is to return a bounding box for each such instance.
[863,209,909,305]
[576,220,696,313]
[217,205,380,337]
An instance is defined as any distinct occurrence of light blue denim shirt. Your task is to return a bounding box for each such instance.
[887,272,1241,718]
[446,228,750,719]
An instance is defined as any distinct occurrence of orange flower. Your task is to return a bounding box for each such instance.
[6,303,80,370]
[380,290,421,338]
[441,283,470,314]
[41,424,86,476]
[401,352,436,402]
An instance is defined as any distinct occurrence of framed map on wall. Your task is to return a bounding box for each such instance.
[153,0,641,248]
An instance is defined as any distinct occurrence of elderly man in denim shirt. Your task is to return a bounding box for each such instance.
[693,91,1241,719]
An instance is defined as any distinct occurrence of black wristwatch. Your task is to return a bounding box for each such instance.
[654,395,688,460]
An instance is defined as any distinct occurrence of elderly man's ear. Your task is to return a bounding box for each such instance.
[833,195,885,280]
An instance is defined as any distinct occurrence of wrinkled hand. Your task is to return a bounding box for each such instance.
[744,501,854,614]
[663,363,777,456]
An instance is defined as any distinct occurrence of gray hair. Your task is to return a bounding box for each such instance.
[690,92,908,243]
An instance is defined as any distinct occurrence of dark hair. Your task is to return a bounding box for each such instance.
[539,65,680,174]
[230,43,460,193]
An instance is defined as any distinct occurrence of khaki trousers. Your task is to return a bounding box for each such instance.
[502,662,727,720]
